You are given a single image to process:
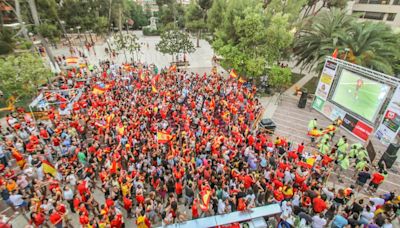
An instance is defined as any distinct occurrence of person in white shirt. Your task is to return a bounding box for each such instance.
[217,199,226,214]
[312,213,327,228]
[9,192,28,210]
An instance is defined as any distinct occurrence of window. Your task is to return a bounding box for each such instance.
[393,0,400,5]
[387,13,396,21]
[363,11,385,20]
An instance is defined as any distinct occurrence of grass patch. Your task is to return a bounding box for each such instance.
[302,76,319,94]
[291,72,304,85]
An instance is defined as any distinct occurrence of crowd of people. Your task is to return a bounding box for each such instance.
[0,61,399,228]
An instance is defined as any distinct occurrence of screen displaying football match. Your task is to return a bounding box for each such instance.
[331,69,390,122]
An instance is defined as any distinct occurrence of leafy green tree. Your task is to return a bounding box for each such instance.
[264,0,307,24]
[211,0,298,78]
[342,22,400,75]
[113,33,140,62]
[293,8,354,72]
[207,0,227,34]
[0,28,15,55]
[156,30,195,62]
[268,65,292,92]
[36,23,62,43]
[185,1,206,47]
[0,53,52,99]
[127,1,149,29]
[294,8,400,75]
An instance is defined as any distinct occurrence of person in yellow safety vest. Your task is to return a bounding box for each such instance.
[319,141,330,155]
[326,123,337,139]
[308,118,318,131]
[319,133,331,144]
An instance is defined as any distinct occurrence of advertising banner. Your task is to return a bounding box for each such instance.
[375,86,400,145]
[342,113,373,141]
[315,60,338,100]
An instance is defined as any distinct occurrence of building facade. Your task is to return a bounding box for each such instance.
[349,0,400,28]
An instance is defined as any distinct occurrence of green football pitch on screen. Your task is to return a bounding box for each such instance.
[331,69,390,122]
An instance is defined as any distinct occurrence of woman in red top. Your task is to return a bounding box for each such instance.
[49,209,63,228]
[30,212,46,227]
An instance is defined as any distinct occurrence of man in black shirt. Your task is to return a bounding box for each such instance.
[356,167,371,192]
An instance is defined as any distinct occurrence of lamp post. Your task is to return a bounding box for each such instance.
[60,20,72,48]
[344,48,350,61]
[76,26,84,51]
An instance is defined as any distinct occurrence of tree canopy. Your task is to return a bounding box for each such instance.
[293,8,400,75]
[0,53,52,99]
[156,30,195,61]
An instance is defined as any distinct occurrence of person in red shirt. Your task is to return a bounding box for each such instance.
[49,209,63,228]
[243,174,254,189]
[312,195,328,213]
[368,171,386,193]
[123,196,133,218]
[79,211,89,226]
[30,212,45,227]
[175,181,183,200]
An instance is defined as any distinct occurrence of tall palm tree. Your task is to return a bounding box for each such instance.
[294,8,400,75]
[341,21,399,75]
[293,8,354,72]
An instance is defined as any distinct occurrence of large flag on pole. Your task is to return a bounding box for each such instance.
[332,48,339,58]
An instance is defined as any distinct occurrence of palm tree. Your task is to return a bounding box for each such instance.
[294,8,400,75]
[341,21,399,75]
[293,8,354,72]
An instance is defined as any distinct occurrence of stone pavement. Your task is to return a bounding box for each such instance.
[51,31,214,71]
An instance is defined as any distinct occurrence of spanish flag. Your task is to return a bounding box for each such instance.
[42,160,57,177]
[123,64,131,71]
[199,190,211,212]
[230,69,238,78]
[66,56,78,65]
[238,77,246,84]
[152,84,158,93]
[93,85,106,95]
[332,48,338,58]
[12,148,25,169]
[157,131,172,144]
[169,64,177,72]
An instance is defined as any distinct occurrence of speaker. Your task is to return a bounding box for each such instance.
[385,143,400,156]
[298,91,308,109]
[378,152,397,169]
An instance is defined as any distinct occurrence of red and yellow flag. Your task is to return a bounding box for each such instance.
[332,48,338,58]
[152,85,158,93]
[169,65,177,72]
[238,77,246,84]
[157,132,172,144]
[230,69,238,78]
[199,190,211,211]
[93,85,106,95]
[12,148,25,168]
[66,56,78,65]
[42,160,57,177]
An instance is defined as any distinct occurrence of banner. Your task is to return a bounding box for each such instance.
[342,113,373,141]
[375,86,400,145]
[315,60,337,100]
[313,98,346,121]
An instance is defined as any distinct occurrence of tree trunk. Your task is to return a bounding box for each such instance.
[15,0,29,40]
[108,0,113,34]
[27,0,58,70]
[118,6,127,63]
[196,30,200,48]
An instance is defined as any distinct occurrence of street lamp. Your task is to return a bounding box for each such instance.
[344,48,350,61]
[76,26,84,51]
